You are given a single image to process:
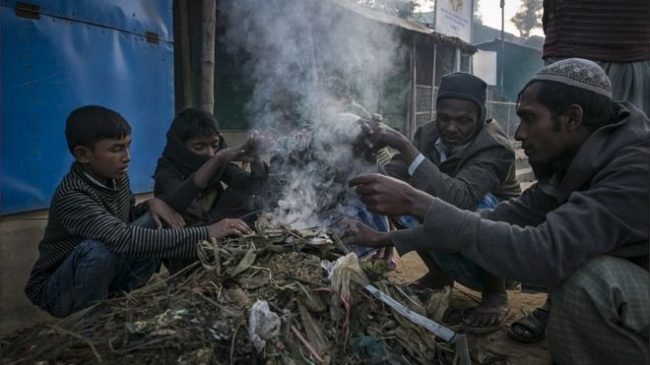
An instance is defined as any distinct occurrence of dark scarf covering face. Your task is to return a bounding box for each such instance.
[154,110,228,193]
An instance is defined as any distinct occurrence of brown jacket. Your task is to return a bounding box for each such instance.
[385,119,521,210]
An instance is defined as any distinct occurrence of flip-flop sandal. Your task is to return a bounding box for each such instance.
[507,308,549,344]
[461,305,510,335]
[442,307,464,324]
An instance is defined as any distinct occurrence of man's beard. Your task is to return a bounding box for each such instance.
[530,151,572,182]
[531,160,556,180]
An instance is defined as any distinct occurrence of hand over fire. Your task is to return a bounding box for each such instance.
[350,173,434,219]
[207,218,252,239]
[219,130,271,162]
[338,218,392,247]
[355,118,411,152]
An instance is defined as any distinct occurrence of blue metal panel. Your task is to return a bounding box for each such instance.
[3,0,172,41]
[1,1,174,215]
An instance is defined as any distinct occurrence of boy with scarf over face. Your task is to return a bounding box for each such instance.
[154,108,267,272]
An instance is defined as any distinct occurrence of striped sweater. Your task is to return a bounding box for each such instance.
[543,0,650,62]
[25,162,209,305]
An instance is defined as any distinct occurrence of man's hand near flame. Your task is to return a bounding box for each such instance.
[355,119,421,166]
[350,173,433,218]
[339,218,391,247]
[340,173,435,247]
[353,119,380,162]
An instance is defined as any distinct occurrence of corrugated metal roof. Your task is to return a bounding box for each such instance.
[331,0,476,52]
[333,0,435,35]
[475,38,542,52]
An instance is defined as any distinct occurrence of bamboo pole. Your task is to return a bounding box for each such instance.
[430,43,437,120]
[200,0,217,115]
[404,42,412,135]
[179,0,193,108]
[409,37,417,139]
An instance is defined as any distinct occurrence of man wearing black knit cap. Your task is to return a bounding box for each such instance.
[362,72,521,334]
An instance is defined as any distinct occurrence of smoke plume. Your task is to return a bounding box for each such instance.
[220,0,404,227]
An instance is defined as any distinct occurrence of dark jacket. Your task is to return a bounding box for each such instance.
[391,103,649,286]
[385,119,521,210]
[154,161,261,225]
[153,114,264,225]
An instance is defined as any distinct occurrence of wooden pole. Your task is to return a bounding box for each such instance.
[179,0,193,109]
[200,0,217,115]
[404,38,412,136]
[409,37,417,139]
[500,0,505,96]
[430,43,437,120]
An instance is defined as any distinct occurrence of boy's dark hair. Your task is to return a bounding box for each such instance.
[173,108,220,142]
[519,80,618,132]
[65,105,131,153]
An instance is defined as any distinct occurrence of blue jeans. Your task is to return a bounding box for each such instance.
[42,214,158,317]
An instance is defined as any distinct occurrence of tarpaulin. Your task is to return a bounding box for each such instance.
[1,0,174,214]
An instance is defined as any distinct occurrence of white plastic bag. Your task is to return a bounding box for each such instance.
[330,253,370,299]
[248,300,281,353]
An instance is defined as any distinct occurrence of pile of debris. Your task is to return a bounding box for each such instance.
[2,217,466,364]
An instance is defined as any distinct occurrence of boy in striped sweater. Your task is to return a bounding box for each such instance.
[25,106,252,318]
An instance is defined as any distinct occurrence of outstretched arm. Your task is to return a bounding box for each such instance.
[349,173,433,219]
[155,132,267,212]
[346,147,649,287]
[391,152,649,286]
[193,132,266,189]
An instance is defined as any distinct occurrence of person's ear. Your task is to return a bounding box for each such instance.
[564,104,584,132]
[73,146,93,163]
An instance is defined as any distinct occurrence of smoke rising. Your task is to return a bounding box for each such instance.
[220,0,405,227]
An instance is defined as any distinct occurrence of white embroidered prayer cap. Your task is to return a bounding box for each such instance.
[531,58,613,98]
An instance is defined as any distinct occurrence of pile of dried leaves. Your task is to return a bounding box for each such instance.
[2,217,462,364]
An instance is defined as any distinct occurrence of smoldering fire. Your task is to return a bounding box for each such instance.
[220,0,405,227]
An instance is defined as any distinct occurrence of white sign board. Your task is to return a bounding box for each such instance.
[472,49,498,86]
[435,0,473,43]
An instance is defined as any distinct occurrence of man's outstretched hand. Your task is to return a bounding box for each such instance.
[354,119,421,164]
[349,173,434,219]
[338,219,392,247]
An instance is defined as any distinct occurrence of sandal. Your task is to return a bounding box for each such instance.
[507,307,549,344]
[461,305,510,335]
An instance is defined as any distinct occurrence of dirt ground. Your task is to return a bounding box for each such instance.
[389,252,552,365]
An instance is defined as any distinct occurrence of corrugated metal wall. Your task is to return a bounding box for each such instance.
[1,0,175,214]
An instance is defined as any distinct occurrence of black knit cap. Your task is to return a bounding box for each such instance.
[437,72,487,122]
